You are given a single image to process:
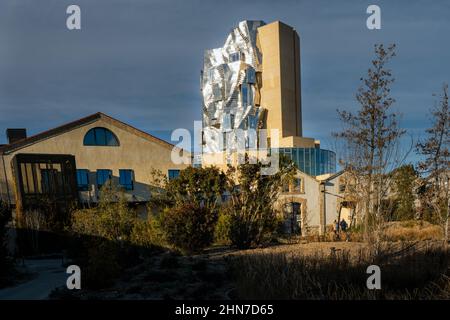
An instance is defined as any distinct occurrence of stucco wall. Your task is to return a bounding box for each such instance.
[258,21,302,143]
[276,171,321,233]
[0,117,189,205]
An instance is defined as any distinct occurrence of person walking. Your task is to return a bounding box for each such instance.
[334,219,340,240]
[340,218,348,241]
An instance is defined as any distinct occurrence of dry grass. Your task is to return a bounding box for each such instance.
[383,220,443,242]
[228,242,450,300]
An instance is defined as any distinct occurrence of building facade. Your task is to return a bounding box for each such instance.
[200,20,343,234]
[200,20,335,176]
[276,170,356,236]
[0,112,189,216]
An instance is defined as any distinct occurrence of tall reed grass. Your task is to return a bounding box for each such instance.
[229,244,450,299]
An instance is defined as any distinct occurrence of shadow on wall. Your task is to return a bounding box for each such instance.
[77,172,154,205]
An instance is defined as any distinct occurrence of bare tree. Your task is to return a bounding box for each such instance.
[333,44,407,246]
[416,83,450,243]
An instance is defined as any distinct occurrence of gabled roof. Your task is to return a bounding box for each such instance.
[321,170,346,182]
[0,112,181,155]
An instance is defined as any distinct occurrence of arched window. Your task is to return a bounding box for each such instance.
[83,127,119,146]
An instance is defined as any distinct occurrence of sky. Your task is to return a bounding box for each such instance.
[0,0,449,164]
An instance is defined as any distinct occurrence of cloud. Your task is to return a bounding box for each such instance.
[0,0,449,153]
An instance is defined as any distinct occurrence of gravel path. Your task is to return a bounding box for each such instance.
[0,259,67,300]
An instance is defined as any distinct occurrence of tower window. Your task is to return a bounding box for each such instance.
[212,84,222,101]
[241,85,248,106]
[246,68,256,84]
[208,68,215,81]
[230,52,240,62]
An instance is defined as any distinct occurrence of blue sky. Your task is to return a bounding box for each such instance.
[0,0,449,164]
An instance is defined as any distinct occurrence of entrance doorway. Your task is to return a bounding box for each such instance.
[283,202,302,235]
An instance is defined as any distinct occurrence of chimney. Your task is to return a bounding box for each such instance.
[6,128,27,144]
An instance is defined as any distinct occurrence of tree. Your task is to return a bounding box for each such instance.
[391,164,418,221]
[148,166,227,253]
[416,83,450,242]
[149,166,227,214]
[333,44,406,244]
[224,156,296,249]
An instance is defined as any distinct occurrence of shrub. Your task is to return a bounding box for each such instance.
[0,201,13,287]
[68,188,164,289]
[214,208,232,245]
[71,192,137,242]
[161,203,217,254]
[228,208,278,249]
[225,157,296,249]
[149,166,227,214]
[130,215,165,249]
[84,239,121,289]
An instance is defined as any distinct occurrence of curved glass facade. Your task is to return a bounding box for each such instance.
[278,148,336,176]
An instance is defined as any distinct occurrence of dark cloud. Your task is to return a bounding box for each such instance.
[0,0,449,164]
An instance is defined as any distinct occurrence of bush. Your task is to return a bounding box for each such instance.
[68,188,165,289]
[71,193,137,242]
[84,239,121,289]
[228,209,278,249]
[214,208,232,245]
[130,215,165,249]
[161,203,217,254]
[0,201,13,287]
[225,157,296,249]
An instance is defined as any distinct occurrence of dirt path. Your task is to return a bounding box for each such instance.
[0,259,67,300]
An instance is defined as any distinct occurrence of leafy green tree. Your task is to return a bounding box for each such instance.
[391,164,418,221]
[149,166,227,214]
[149,166,227,253]
[225,156,296,249]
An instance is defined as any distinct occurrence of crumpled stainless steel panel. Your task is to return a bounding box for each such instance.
[201,20,266,153]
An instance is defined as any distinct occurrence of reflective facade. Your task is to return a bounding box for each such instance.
[200,20,336,176]
[278,148,336,176]
[201,20,266,153]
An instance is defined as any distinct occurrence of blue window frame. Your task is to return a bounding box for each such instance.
[230,52,240,62]
[76,169,89,191]
[96,169,112,189]
[247,115,257,129]
[83,127,119,146]
[246,68,256,84]
[119,169,134,190]
[241,85,248,106]
[168,169,180,181]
